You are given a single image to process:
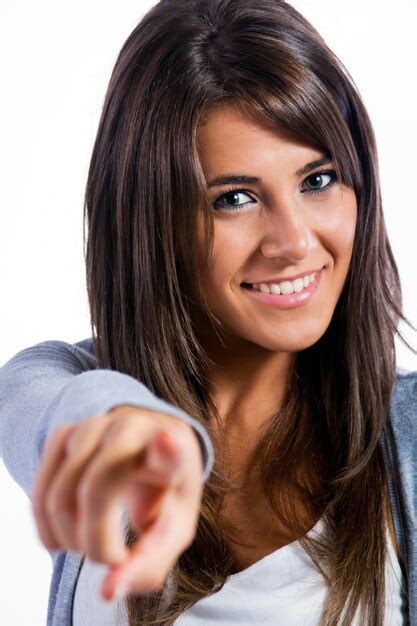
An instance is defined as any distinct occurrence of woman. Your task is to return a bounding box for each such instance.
[1,0,416,624]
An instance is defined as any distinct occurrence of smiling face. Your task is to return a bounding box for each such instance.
[196,104,357,356]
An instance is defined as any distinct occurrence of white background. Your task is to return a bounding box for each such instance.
[1,1,416,623]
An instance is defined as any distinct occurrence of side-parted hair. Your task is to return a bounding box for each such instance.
[83,1,416,624]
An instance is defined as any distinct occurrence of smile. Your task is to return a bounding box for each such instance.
[241,269,323,310]
[247,271,319,295]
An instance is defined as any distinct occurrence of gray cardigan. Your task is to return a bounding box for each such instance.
[0,338,415,625]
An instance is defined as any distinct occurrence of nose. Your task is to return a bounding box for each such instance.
[259,200,315,261]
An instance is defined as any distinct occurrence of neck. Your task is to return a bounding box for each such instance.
[198,324,295,438]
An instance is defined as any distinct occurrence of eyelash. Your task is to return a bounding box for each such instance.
[212,168,338,212]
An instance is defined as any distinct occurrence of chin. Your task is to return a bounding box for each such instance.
[240,320,329,353]
[254,335,323,353]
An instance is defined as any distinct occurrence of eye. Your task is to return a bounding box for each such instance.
[300,169,337,194]
[212,189,256,211]
[211,168,338,212]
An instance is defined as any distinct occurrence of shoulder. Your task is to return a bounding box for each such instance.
[73,337,94,355]
[393,367,417,405]
[389,367,417,441]
[32,336,98,371]
[395,366,417,378]
[73,337,96,363]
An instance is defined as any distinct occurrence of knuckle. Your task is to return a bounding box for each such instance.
[164,423,193,451]
[142,571,167,593]
[76,463,108,511]
[64,421,89,448]
[53,424,68,437]
[44,424,75,457]
[183,524,197,548]
[110,414,137,435]
[144,409,189,433]
[100,414,136,441]
[31,495,44,515]
[66,420,106,455]
[45,489,69,518]
[53,423,75,441]
[46,428,65,450]
[76,475,99,508]
[165,416,193,435]
[44,491,58,517]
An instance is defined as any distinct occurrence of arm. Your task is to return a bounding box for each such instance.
[0,338,214,500]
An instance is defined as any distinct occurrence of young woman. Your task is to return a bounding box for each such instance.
[1,1,416,624]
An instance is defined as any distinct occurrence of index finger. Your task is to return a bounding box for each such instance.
[101,486,199,601]
[75,417,199,565]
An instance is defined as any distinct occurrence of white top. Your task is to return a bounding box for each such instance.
[72,517,408,625]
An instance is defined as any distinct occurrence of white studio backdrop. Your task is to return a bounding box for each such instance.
[0,1,416,623]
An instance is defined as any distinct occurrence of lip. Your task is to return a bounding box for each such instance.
[242,266,325,286]
[241,268,323,310]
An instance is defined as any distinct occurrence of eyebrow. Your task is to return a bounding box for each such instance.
[205,155,333,189]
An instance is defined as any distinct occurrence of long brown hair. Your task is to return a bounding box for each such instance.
[83,1,416,623]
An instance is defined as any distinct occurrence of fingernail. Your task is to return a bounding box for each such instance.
[113,583,129,600]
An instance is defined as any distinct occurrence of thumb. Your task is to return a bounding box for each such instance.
[147,430,182,477]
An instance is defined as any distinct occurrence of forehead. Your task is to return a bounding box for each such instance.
[196,104,325,178]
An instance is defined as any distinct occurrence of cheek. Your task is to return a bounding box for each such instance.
[319,195,357,263]
[202,220,250,291]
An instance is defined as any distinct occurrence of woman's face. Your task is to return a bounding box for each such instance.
[196,104,357,354]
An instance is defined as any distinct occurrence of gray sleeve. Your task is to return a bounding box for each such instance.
[0,339,214,500]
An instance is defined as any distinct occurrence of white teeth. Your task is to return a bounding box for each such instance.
[251,272,318,294]
[270,284,281,295]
